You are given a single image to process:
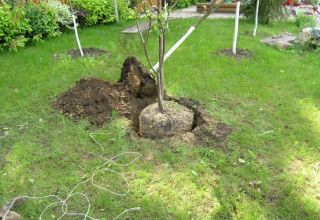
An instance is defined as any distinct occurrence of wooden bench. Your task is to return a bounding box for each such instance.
[197,2,244,13]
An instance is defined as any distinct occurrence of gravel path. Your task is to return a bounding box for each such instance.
[169,5,242,19]
[122,6,241,33]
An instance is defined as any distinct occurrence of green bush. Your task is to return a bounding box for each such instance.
[0,0,133,51]
[309,0,320,5]
[175,0,192,9]
[47,0,73,29]
[295,14,317,29]
[174,0,207,9]
[24,3,61,41]
[0,4,30,51]
[244,0,285,24]
[70,0,134,25]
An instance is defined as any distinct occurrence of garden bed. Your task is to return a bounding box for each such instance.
[67,48,111,58]
[215,48,254,59]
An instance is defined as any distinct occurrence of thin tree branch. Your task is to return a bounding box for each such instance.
[195,0,219,28]
[135,15,158,76]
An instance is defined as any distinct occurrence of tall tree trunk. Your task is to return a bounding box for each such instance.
[232,0,240,55]
[72,14,84,57]
[157,0,165,112]
[253,0,260,37]
[113,0,119,23]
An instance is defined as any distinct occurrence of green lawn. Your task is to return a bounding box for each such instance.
[1,18,320,219]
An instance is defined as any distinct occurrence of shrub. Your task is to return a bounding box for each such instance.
[295,14,317,29]
[0,4,30,51]
[175,0,191,9]
[24,3,61,41]
[47,0,73,29]
[174,0,207,9]
[244,0,285,24]
[309,0,320,5]
[70,0,134,25]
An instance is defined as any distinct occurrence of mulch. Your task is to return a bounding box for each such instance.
[67,48,111,58]
[215,48,254,59]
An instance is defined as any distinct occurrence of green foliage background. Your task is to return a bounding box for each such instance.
[244,0,285,24]
[0,5,30,51]
[0,0,134,51]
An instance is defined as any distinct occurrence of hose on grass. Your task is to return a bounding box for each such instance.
[2,132,142,220]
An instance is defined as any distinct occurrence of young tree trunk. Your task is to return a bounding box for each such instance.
[72,14,84,57]
[157,0,165,112]
[113,0,119,23]
[253,0,260,36]
[232,0,241,55]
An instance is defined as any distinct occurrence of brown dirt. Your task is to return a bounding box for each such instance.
[67,48,111,58]
[53,56,231,145]
[53,56,157,126]
[243,31,269,37]
[169,97,231,145]
[215,48,254,59]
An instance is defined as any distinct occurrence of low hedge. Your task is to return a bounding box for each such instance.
[174,0,208,9]
[25,3,61,41]
[0,4,30,51]
[70,0,134,26]
[0,0,133,51]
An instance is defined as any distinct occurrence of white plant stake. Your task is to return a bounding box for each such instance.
[151,0,221,72]
[113,0,119,23]
[253,0,260,36]
[232,0,241,55]
[72,14,84,57]
[152,26,196,71]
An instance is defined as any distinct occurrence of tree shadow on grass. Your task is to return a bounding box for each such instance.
[205,95,320,219]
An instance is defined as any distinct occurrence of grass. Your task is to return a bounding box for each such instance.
[1,18,320,219]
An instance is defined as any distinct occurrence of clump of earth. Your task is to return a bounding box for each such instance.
[139,101,194,138]
[53,57,231,144]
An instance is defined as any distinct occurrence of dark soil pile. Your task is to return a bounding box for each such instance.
[53,57,157,126]
[53,56,231,144]
[67,48,111,58]
[215,48,254,59]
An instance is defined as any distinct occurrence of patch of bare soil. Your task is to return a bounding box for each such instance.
[53,57,231,145]
[67,48,111,58]
[243,31,269,37]
[53,57,156,126]
[215,48,254,59]
[169,97,231,145]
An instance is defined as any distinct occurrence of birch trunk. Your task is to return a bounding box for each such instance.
[157,0,164,112]
[253,0,260,37]
[72,15,84,57]
[113,0,119,23]
[232,0,241,55]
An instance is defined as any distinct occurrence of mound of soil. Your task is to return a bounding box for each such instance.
[53,57,157,126]
[53,56,231,144]
[215,48,254,59]
[67,48,111,58]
